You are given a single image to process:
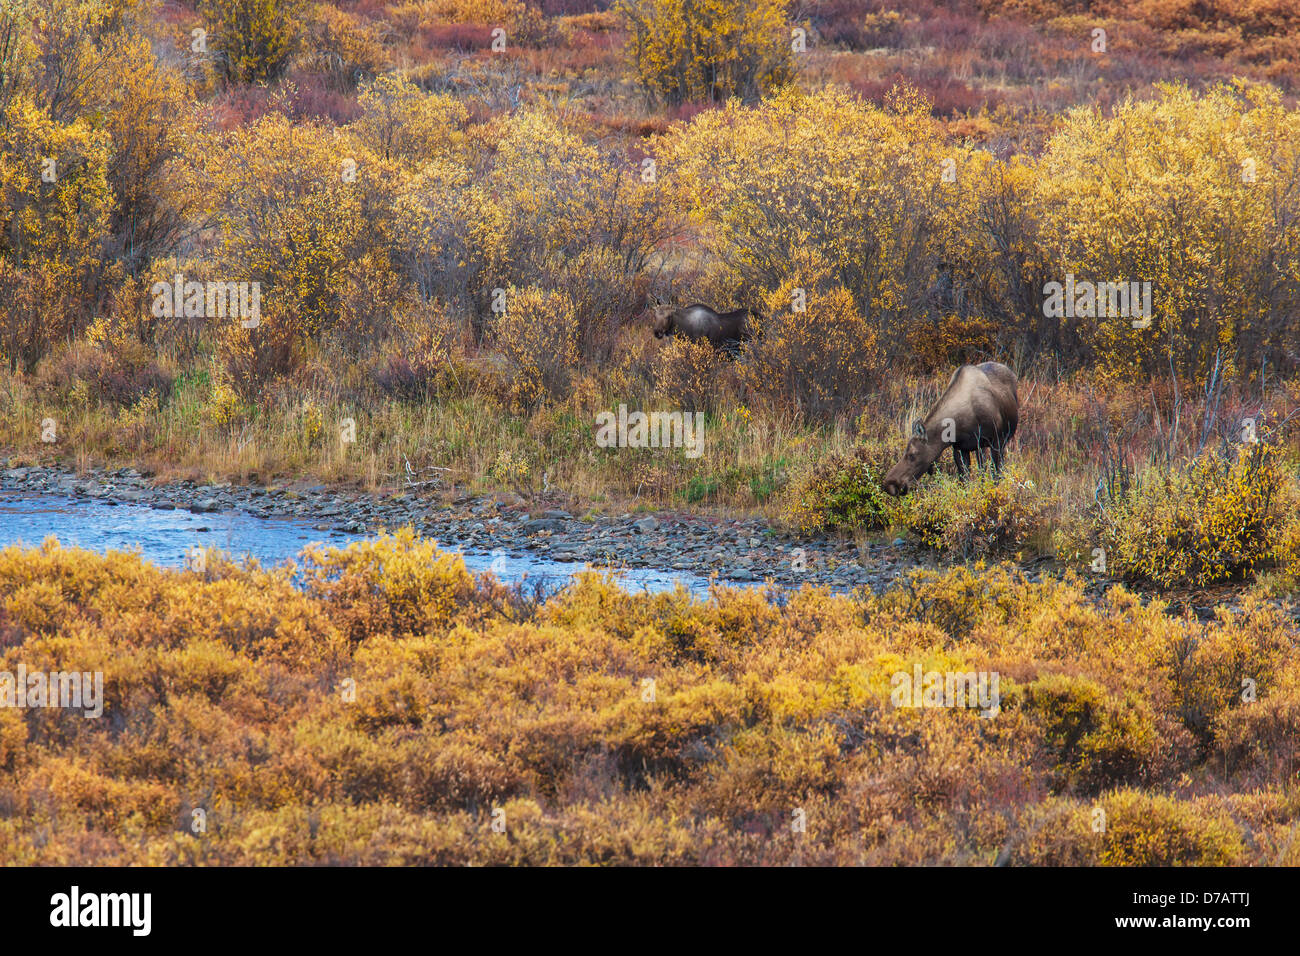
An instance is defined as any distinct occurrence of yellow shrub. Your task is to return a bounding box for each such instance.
[0,95,113,369]
[1095,791,1244,866]
[205,112,395,348]
[481,109,664,356]
[1096,443,1287,587]
[651,336,732,413]
[666,87,993,361]
[351,73,469,165]
[2,538,1298,865]
[617,0,793,105]
[892,467,1057,559]
[1034,83,1300,381]
[307,5,391,84]
[743,277,880,418]
[1010,791,1245,866]
[1214,692,1300,784]
[782,446,891,533]
[489,285,579,410]
[299,529,483,642]
[197,0,306,83]
[1007,674,1162,794]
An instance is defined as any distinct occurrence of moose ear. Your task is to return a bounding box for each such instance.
[911,420,926,440]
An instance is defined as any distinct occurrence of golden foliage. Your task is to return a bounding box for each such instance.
[489,284,580,410]
[2,541,1299,864]
[650,336,732,413]
[351,73,469,165]
[666,86,992,361]
[0,93,113,369]
[1033,83,1300,381]
[197,0,306,84]
[1095,442,1287,587]
[892,466,1058,559]
[744,274,880,417]
[618,0,794,105]
[782,445,891,533]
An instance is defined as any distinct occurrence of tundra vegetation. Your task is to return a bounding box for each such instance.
[2,535,1300,865]
[1,0,1300,864]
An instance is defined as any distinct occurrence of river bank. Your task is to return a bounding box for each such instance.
[0,462,944,591]
[5,464,1296,623]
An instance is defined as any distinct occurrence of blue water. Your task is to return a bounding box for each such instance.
[0,492,736,596]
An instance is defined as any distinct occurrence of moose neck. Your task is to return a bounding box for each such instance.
[915,425,950,470]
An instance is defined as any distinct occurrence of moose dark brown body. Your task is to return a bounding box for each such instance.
[882,362,1019,495]
[651,304,754,350]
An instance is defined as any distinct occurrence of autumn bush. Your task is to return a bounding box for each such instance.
[1008,791,1246,866]
[3,0,1300,872]
[1094,441,1289,588]
[666,86,996,365]
[781,445,892,533]
[1031,83,1300,382]
[741,277,881,418]
[0,95,114,369]
[362,297,473,401]
[206,112,396,346]
[479,108,667,356]
[198,0,307,84]
[0,261,45,374]
[617,0,793,105]
[651,336,733,413]
[304,4,392,88]
[891,466,1057,558]
[1006,674,1163,795]
[2,540,1299,864]
[1213,692,1300,786]
[35,320,174,408]
[488,285,580,409]
[979,0,1300,75]
[350,73,469,163]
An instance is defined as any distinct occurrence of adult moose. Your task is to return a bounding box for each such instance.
[882,362,1019,496]
[650,302,755,352]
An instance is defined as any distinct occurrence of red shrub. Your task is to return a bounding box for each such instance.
[421,23,495,52]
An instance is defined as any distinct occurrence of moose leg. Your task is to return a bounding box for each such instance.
[990,442,1004,477]
[956,447,972,479]
[975,445,988,470]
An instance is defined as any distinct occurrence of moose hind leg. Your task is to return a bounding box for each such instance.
[956,447,972,479]
[990,441,1005,477]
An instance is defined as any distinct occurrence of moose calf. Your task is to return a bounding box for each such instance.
[651,303,755,352]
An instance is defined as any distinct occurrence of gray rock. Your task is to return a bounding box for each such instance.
[523,518,566,533]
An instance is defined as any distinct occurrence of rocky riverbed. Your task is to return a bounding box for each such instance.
[0,463,941,591]
[2,465,1296,620]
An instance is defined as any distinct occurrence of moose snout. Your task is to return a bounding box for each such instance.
[882,477,904,497]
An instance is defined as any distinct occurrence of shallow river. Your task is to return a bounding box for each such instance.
[0,492,739,596]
